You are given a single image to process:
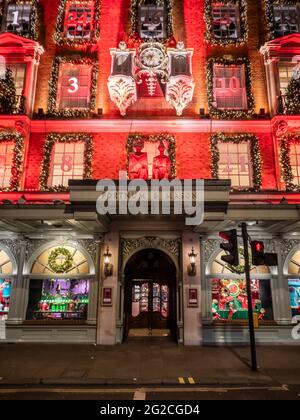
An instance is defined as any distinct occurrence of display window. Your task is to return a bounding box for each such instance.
[212,4,240,39]
[26,279,89,321]
[213,64,248,109]
[63,1,94,41]
[0,279,11,321]
[289,279,300,316]
[2,2,33,37]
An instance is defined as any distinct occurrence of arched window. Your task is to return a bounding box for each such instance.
[26,244,94,322]
[0,247,16,321]
[286,247,300,317]
[208,249,274,323]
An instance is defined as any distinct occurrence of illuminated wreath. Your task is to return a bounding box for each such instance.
[48,247,73,274]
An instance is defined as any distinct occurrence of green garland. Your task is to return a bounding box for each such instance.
[40,132,93,192]
[54,0,101,46]
[0,131,24,192]
[130,0,173,41]
[204,0,248,45]
[48,247,73,273]
[210,132,262,191]
[264,0,298,40]
[280,132,300,191]
[126,133,176,179]
[47,55,98,118]
[206,56,255,120]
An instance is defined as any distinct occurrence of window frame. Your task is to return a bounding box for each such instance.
[47,56,98,118]
[39,133,93,192]
[280,133,300,191]
[0,131,24,192]
[205,0,248,45]
[210,133,262,191]
[54,0,101,46]
[1,0,38,40]
[265,0,300,40]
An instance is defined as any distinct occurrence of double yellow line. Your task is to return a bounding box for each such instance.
[178,377,195,385]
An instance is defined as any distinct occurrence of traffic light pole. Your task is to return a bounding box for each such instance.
[241,222,258,372]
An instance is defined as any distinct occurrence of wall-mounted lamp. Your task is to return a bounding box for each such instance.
[188,247,197,276]
[103,246,113,277]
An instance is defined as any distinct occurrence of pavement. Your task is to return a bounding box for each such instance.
[0,339,299,388]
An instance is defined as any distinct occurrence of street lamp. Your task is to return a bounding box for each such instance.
[103,246,113,277]
[188,247,197,276]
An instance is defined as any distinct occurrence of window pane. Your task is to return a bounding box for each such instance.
[0,142,14,188]
[212,278,273,322]
[289,142,300,186]
[138,4,166,39]
[0,279,12,320]
[26,279,89,321]
[273,5,300,37]
[63,0,94,40]
[289,279,300,317]
[214,64,247,110]
[212,4,240,39]
[4,3,32,37]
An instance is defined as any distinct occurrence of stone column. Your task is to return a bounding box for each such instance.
[87,238,102,325]
[200,238,212,325]
[264,57,280,116]
[7,240,28,324]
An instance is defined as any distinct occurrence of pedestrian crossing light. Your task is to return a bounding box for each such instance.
[250,240,278,266]
[219,230,239,267]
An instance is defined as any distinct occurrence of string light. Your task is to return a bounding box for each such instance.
[210,132,262,192]
[280,133,300,192]
[0,131,24,192]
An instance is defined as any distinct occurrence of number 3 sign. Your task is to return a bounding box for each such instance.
[68,77,79,93]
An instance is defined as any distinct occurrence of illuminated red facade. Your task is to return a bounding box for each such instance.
[0,0,299,345]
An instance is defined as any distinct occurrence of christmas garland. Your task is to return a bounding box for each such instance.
[280,132,300,191]
[0,131,24,192]
[210,132,262,191]
[264,0,298,40]
[48,247,73,273]
[126,133,176,178]
[206,56,255,120]
[40,132,93,192]
[130,0,173,42]
[204,0,248,45]
[54,0,101,46]
[47,55,98,118]
[6,0,39,40]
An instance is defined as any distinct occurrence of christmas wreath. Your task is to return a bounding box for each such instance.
[48,247,73,274]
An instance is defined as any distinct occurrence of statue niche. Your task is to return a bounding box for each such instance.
[128,138,149,180]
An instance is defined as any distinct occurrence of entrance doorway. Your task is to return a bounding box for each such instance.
[124,249,177,340]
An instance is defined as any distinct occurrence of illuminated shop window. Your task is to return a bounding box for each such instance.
[49,141,85,188]
[288,142,300,186]
[212,3,240,39]
[2,2,33,37]
[131,282,169,319]
[57,63,92,110]
[273,4,300,37]
[213,64,248,109]
[0,249,15,321]
[0,142,14,189]
[287,249,300,316]
[63,0,94,41]
[138,3,166,39]
[210,251,274,322]
[217,141,252,188]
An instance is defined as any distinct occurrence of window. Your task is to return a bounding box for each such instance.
[0,249,15,321]
[217,141,252,188]
[286,249,300,316]
[209,250,274,323]
[273,4,300,37]
[288,141,300,186]
[2,2,33,37]
[138,3,166,39]
[212,3,240,39]
[0,142,14,188]
[48,141,85,188]
[57,63,92,110]
[63,0,94,41]
[213,64,248,109]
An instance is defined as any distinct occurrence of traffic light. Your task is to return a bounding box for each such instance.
[251,240,278,266]
[219,230,239,266]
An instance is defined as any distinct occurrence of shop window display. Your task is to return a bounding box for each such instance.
[289,279,300,316]
[26,279,89,321]
[0,279,11,320]
[211,278,273,321]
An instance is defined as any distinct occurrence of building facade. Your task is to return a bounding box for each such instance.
[0,0,300,345]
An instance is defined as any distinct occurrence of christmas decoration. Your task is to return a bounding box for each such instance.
[206,57,255,120]
[280,132,300,191]
[47,55,98,118]
[48,247,73,273]
[284,65,300,115]
[126,133,176,178]
[0,67,17,114]
[264,0,298,40]
[40,133,93,192]
[3,0,39,40]
[54,0,101,46]
[130,0,173,41]
[210,133,262,191]
[204,0,248,45]
[0,131,24,192]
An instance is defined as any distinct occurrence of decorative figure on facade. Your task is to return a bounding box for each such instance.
[128,138,149,180]
[152,141,171,179]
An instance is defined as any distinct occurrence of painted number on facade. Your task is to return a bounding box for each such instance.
[61,155,73,172]
[68,77,79,93]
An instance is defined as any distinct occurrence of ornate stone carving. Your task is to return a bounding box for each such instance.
[108,76,137,116]
[203,239,220,263]
[120,236,181,263]
[0,239,23,259]
[166,76,195,116]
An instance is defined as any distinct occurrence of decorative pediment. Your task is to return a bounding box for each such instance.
[0,32,44,55]
[260,33,300,59]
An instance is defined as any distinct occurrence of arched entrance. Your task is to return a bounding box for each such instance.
[124,248,177,340]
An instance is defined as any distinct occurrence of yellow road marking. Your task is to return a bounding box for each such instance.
[178,377,185,384]
[188,377,195,385]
